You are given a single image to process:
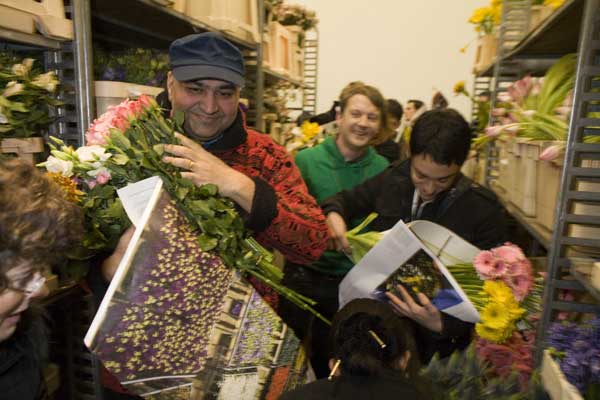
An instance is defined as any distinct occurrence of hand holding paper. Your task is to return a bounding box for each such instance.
[386,285,443,333]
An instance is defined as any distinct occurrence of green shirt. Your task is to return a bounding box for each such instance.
[295,136,389,275]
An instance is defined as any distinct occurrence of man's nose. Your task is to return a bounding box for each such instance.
[200,92,219,114]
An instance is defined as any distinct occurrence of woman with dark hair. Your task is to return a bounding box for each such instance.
[0,158,83,399]
[281,299,431,399]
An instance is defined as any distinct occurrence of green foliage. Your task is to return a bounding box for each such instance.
[93,47,169,87]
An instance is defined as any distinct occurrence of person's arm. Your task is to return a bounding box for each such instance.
[250,144,329,265]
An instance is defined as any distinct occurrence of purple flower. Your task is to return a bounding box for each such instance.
[547,321,578,352]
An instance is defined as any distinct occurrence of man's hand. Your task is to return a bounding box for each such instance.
[386,284,443,333]
[163,133,255,212]
[101,226,135,282]
[326,212,351,254]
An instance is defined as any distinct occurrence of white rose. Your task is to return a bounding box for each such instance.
[76,145,111,167]
[45,156,74,177]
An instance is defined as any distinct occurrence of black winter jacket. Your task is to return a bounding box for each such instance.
[321,159,507,362]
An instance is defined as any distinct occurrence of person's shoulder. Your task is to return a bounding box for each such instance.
[279,379,333,400]
[245,129,290,156]
[463,178,501,205]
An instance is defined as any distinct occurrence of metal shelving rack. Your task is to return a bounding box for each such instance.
[535,0,600,365]
[478,0,600,369]
[483,0,531,187]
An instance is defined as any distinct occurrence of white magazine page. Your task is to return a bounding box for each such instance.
[338,220,421,308]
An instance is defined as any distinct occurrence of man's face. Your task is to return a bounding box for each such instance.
[336,94,381,152]
[410,153,461,201]
[167,73,240,140]
[404,102,417,121]
[389,116,401,132]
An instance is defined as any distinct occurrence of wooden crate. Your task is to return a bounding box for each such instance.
[541,350,582,400]
[529,5,554,31]
[1,137,45,164]
[535,141,563,231]
[0,0,73,39]
[473,34,497,74]
[94,81,163,117]
[185,0,259,44]
[508,139,538,216]
[267,21,293,76]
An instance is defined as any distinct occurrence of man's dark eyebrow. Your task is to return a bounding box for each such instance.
[413,164,457,180]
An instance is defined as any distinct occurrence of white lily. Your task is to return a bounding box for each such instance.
[2,81,24,97]
[31,71,59,93]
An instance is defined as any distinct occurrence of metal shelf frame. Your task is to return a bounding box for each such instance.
[534,0,600,366]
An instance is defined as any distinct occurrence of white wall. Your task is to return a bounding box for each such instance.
[291,0,489,119]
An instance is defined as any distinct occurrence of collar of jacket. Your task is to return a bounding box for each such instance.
[398,158,470,219]
[156,90,248,152]
[323,135,380,168]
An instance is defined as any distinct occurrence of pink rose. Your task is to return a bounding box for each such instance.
[86,179,97,189]
[138,94,156,110]
[95,169,111,185]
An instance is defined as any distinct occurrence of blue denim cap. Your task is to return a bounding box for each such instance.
[169,32,245,87]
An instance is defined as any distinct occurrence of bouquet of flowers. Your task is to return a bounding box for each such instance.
[0,55,61,138]
[547,317,600,396]
[40,95,327,323]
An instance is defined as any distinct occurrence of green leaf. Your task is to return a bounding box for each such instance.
[109,129,131,150]
[111,153,129,165]
[173,110,185,128]
[197,234,218,251]
[153,144,164,155]
[199,184,218,197]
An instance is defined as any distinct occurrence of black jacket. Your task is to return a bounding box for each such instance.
[321,159,507,250]
[321,159,507,362]
[0,310,47,400]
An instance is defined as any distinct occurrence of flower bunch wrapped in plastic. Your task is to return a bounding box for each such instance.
[40,95,328,323]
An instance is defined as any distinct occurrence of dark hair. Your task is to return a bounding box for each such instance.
[407,99,425,110]
[386,99,403,120]
[330,299,420,378]
[409,109,471,166]
[0,159,83,289]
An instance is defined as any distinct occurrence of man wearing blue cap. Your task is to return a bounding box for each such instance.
[102,32,329,280]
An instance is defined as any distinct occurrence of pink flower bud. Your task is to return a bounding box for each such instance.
[539,144,563,161]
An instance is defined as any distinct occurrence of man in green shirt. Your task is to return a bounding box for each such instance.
[282,82,389,378]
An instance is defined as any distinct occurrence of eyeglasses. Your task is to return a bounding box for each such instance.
[7,272,46,298]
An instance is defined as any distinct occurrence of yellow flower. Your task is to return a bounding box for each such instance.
[468,7,489,24]
[543,0,565,9]
[480,301,511,329]
[453,81,466,95]
[475,322,513,342]
[482,280,514,304]
[301,120,321,143]
[46,172,84,203]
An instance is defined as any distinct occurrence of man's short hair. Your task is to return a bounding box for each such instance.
[386,99,403,120]
[410,109,471,166]
[338,82,387,127]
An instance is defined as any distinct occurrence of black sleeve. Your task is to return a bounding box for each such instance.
[243,176,278,233]
[321,168,390,222]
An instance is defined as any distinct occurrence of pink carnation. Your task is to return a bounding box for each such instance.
[95,169,111,185]
[505,273,533,301]
[492,243,525,264]
[473,250,503,279]
[138,94,156,110]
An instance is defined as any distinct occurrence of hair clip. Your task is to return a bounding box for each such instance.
[328,359,341,380]
[369,330,387,349]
